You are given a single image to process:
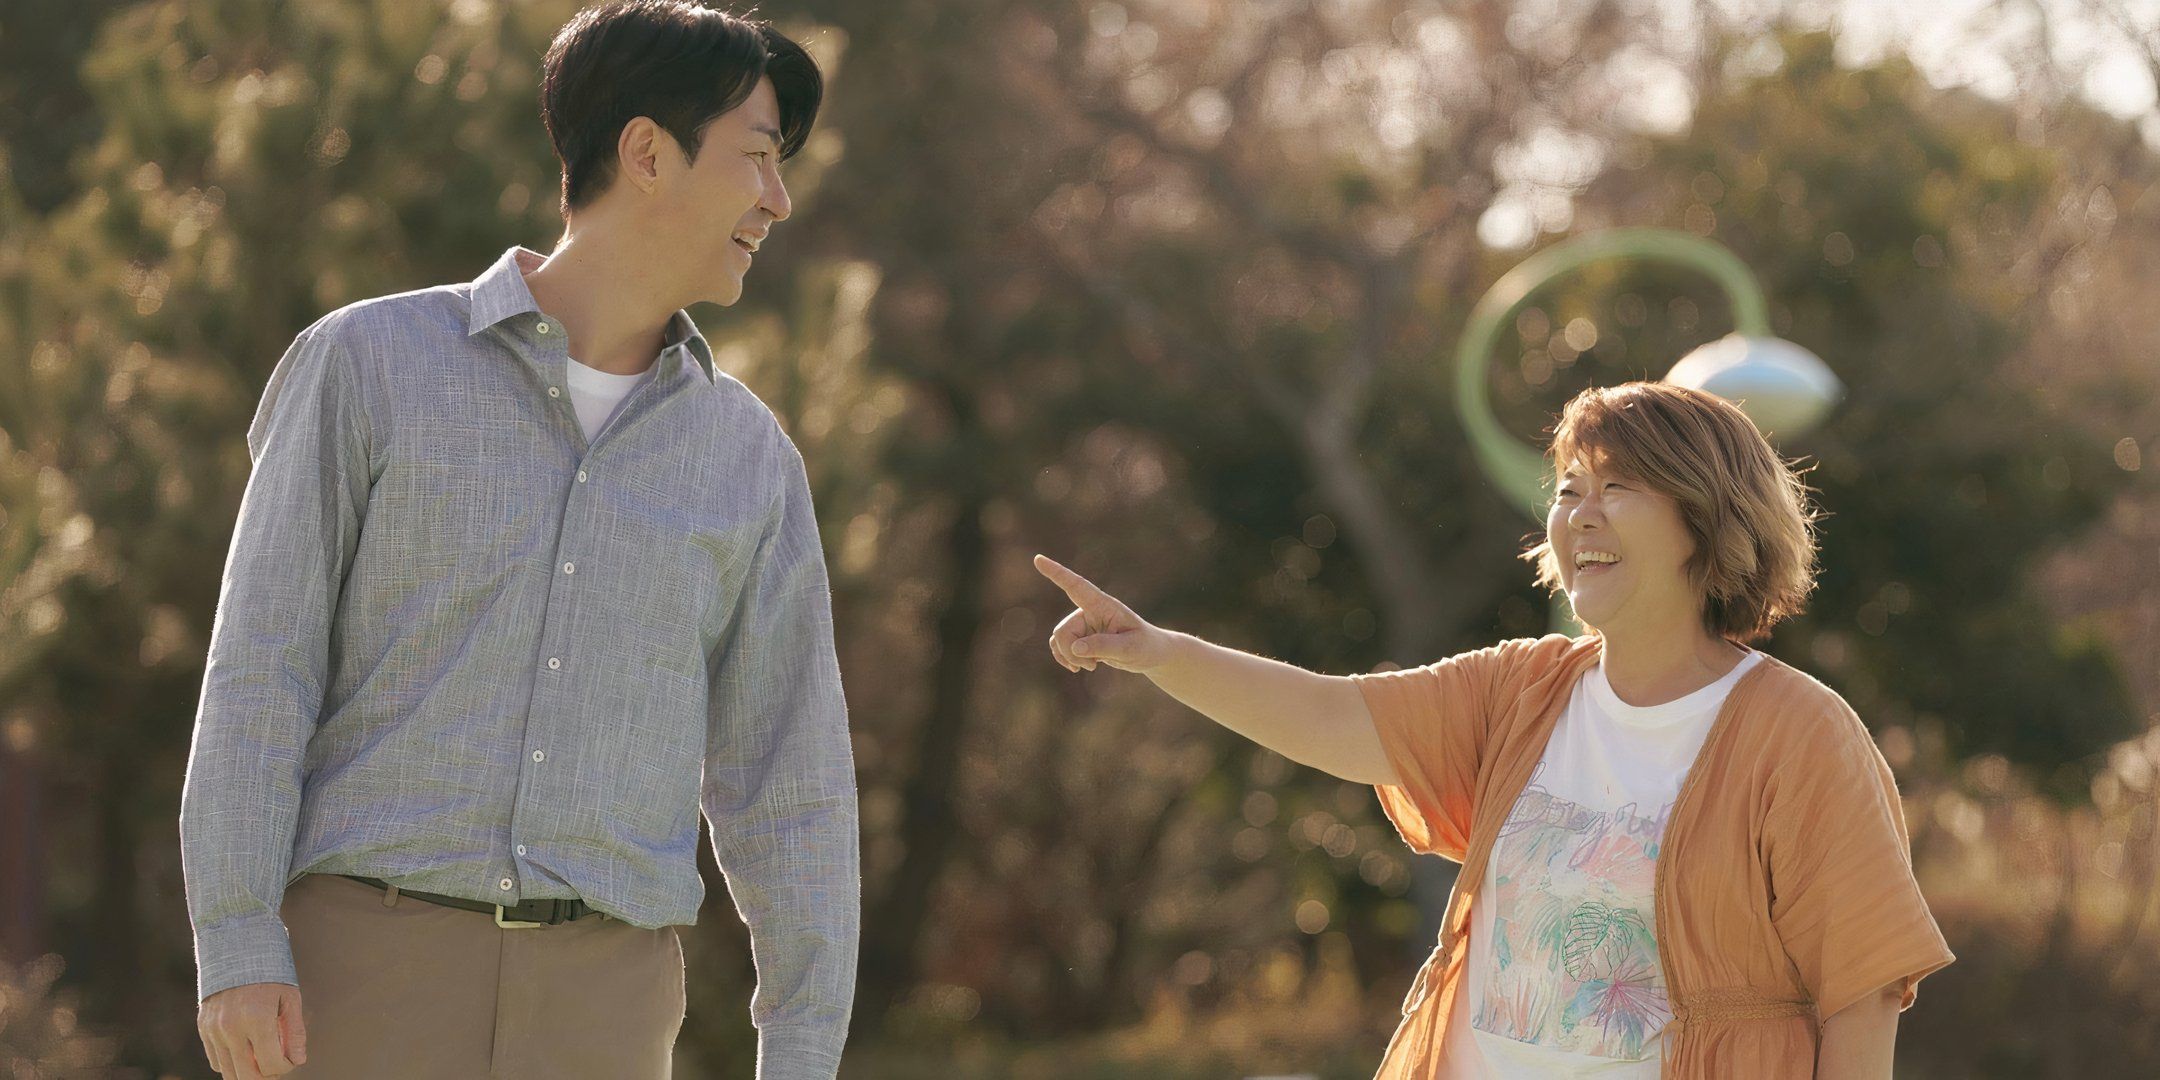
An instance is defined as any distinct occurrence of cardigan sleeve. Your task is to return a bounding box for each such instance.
[1762,703,1956,1022]
[1348,639,1524,864]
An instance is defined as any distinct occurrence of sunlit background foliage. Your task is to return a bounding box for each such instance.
[1,1,2156,1076]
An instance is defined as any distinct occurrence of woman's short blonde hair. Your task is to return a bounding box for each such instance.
[1519,381,1826,645]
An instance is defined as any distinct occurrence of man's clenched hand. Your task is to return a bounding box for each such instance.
[198,982,307,1078]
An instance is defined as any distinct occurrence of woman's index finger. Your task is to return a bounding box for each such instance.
[1032,554,1115,611]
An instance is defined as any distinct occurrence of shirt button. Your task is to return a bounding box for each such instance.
[547,657,561,670]
[562,561,575,574]
[576,469,588,483]
[548,386,561,398]
[537,321,552,335]
[532,749,546,763]
[499,877,514,891]
[516,844,527,856]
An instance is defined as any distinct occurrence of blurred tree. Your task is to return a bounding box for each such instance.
[0,955,123,1075]
[1568,30,2142,797]
[0,0,136,213]
[784,0,1239,1034]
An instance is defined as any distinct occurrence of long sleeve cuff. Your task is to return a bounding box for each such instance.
[193,913,298,1003]
[755,1023,848,1080]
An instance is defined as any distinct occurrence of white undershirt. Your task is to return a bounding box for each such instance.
[564,354,653,442]
[1442,648,1764,1079]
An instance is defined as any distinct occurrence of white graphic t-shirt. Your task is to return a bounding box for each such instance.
[565,353,653,443]
[1438,647,1764,1079]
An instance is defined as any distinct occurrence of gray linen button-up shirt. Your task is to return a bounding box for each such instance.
[179,245,860,1073]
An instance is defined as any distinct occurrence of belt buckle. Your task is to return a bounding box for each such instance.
[495,903,548,929]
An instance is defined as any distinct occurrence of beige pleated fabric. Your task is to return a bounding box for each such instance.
[1350,633,1955,1080]
[278,872,685,1079]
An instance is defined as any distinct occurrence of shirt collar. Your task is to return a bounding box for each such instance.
[465,244,717,385]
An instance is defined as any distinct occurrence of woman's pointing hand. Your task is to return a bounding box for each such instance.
[1032,554,1179,675]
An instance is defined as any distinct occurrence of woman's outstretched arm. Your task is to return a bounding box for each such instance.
[1815,980,1901,1078]
[1033,554,1398,786]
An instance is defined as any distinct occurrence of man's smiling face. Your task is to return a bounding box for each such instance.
[661,75,791,308]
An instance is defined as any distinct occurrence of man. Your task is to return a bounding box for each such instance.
[180,4,858,1078]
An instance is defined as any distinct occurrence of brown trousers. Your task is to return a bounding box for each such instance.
[279,872,685,1079]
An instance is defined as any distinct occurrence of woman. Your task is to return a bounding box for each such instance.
[1033,381,1953,1079]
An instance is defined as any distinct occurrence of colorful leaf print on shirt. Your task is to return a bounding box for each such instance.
[1475,762,1674,1060]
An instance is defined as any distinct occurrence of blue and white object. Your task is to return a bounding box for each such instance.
[1663,333,1843,437]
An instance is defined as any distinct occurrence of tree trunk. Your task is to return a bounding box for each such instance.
[0,740,41,964]
[855,381,989,1032]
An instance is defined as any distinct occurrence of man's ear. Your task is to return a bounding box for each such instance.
[617,116,663,194]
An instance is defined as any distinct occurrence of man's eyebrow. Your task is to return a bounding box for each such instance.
[752,123,783,149]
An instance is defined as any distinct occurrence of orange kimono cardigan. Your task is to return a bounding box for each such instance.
[1349,633,1955,1079]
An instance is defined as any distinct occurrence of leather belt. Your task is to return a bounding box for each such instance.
[339,874,605,928]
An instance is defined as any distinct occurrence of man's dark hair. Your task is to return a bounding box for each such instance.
[540,1,822,215]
